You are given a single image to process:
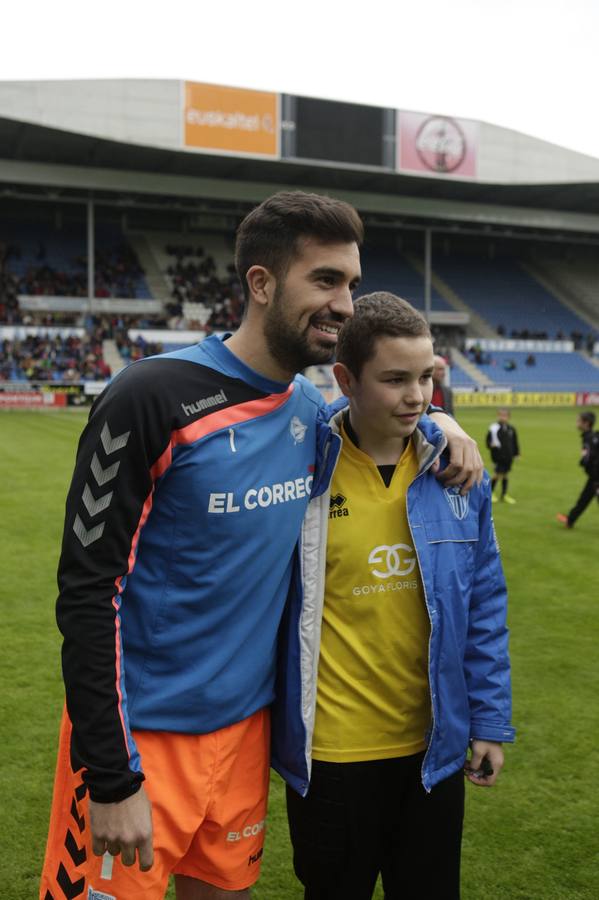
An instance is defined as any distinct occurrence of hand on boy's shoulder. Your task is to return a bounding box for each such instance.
[432,438,484,495]
[427,411,484,494]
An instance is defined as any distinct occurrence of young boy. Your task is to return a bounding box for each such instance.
[486,408,520,504]
[557,410,599,528]
[271,292,514,900]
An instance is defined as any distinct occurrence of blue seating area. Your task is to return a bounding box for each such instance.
[473,351,599,391]
[433,256,589,338]
[449,362,479,387]
[1,221,151,299]
[359,248,453,311]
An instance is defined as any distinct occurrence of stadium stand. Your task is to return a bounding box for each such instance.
[466,350,599,391]
[527,253,599,344]
[4,223,599,394]
[433,254,593,341]
[146,232,244,334]
[0,221,151,321]
[358,247,454,311]
[3,213,599,397]
[0,78,598,406]
[447,361,481,388]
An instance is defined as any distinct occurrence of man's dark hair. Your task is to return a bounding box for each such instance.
[235,191,364,302]
[336,292,431,377]
[579,411,596,428]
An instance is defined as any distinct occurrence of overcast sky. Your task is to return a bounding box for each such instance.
[3,0,599,160]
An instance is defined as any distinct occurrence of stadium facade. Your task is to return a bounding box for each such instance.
[0,78,598,407]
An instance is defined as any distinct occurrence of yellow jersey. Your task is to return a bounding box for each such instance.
[312,423,431,762]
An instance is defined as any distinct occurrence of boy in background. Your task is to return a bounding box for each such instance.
[273,293,514,900]
[557,410,599,528]
[486,408,520,504]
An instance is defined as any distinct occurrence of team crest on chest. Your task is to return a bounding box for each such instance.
[444,485,469,520]
[290,416,308,444]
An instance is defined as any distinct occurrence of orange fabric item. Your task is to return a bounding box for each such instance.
[40,707,271,898]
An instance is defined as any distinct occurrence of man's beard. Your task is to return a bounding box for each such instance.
[263,284,337,376]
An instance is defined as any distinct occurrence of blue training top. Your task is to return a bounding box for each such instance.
[56,335,326,802]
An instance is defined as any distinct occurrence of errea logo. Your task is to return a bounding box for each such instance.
[329,493,350,519]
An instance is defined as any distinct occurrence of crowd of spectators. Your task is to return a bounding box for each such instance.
[0,332,111,383]
[3,237,596,383]
[0,239,148,327]
[165,245,244,333]
[88,313,168,337]
[115,333,165,364]
[0,242,21,323]
[467,344,494,366]
[16,242,146,299]
[467,344,521,371]
[497,324,596,351]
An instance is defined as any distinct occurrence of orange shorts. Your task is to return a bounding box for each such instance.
[40,706,270,899]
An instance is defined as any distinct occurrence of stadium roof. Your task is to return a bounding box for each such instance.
[2,115,599,238]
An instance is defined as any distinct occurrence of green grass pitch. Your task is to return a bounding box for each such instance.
[1,407,598,899]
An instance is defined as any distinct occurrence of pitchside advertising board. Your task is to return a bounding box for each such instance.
[455,392,598,407]
[0,391,67,407]
[2,387,593,410]
[0,384,90,408]
[181,80,478,177]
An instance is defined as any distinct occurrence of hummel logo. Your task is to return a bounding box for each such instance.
[73,514,105,548]
[100,421,130,455]
[73,419,129,549]
[329,493,350,518]
[90,453,120,487]
[181,390,227,417]
[82,483,113,517]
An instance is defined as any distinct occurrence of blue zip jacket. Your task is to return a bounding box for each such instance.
[272,408,515,796]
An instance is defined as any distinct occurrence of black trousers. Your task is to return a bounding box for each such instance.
[568,477,599,525]
[490,449,513,474]
[286,754,464,900]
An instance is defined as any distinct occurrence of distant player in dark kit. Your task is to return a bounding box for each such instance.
[557,411,599,528]
[486,408,520,504]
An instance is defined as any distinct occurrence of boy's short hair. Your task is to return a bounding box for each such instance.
[336,292,431,377]
[235,191,364,301]
[579,411,596,428]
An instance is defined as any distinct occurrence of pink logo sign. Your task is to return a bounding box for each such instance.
[398,111,478,178]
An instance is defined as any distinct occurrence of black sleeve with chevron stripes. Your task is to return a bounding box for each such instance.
[56,356,266,802]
